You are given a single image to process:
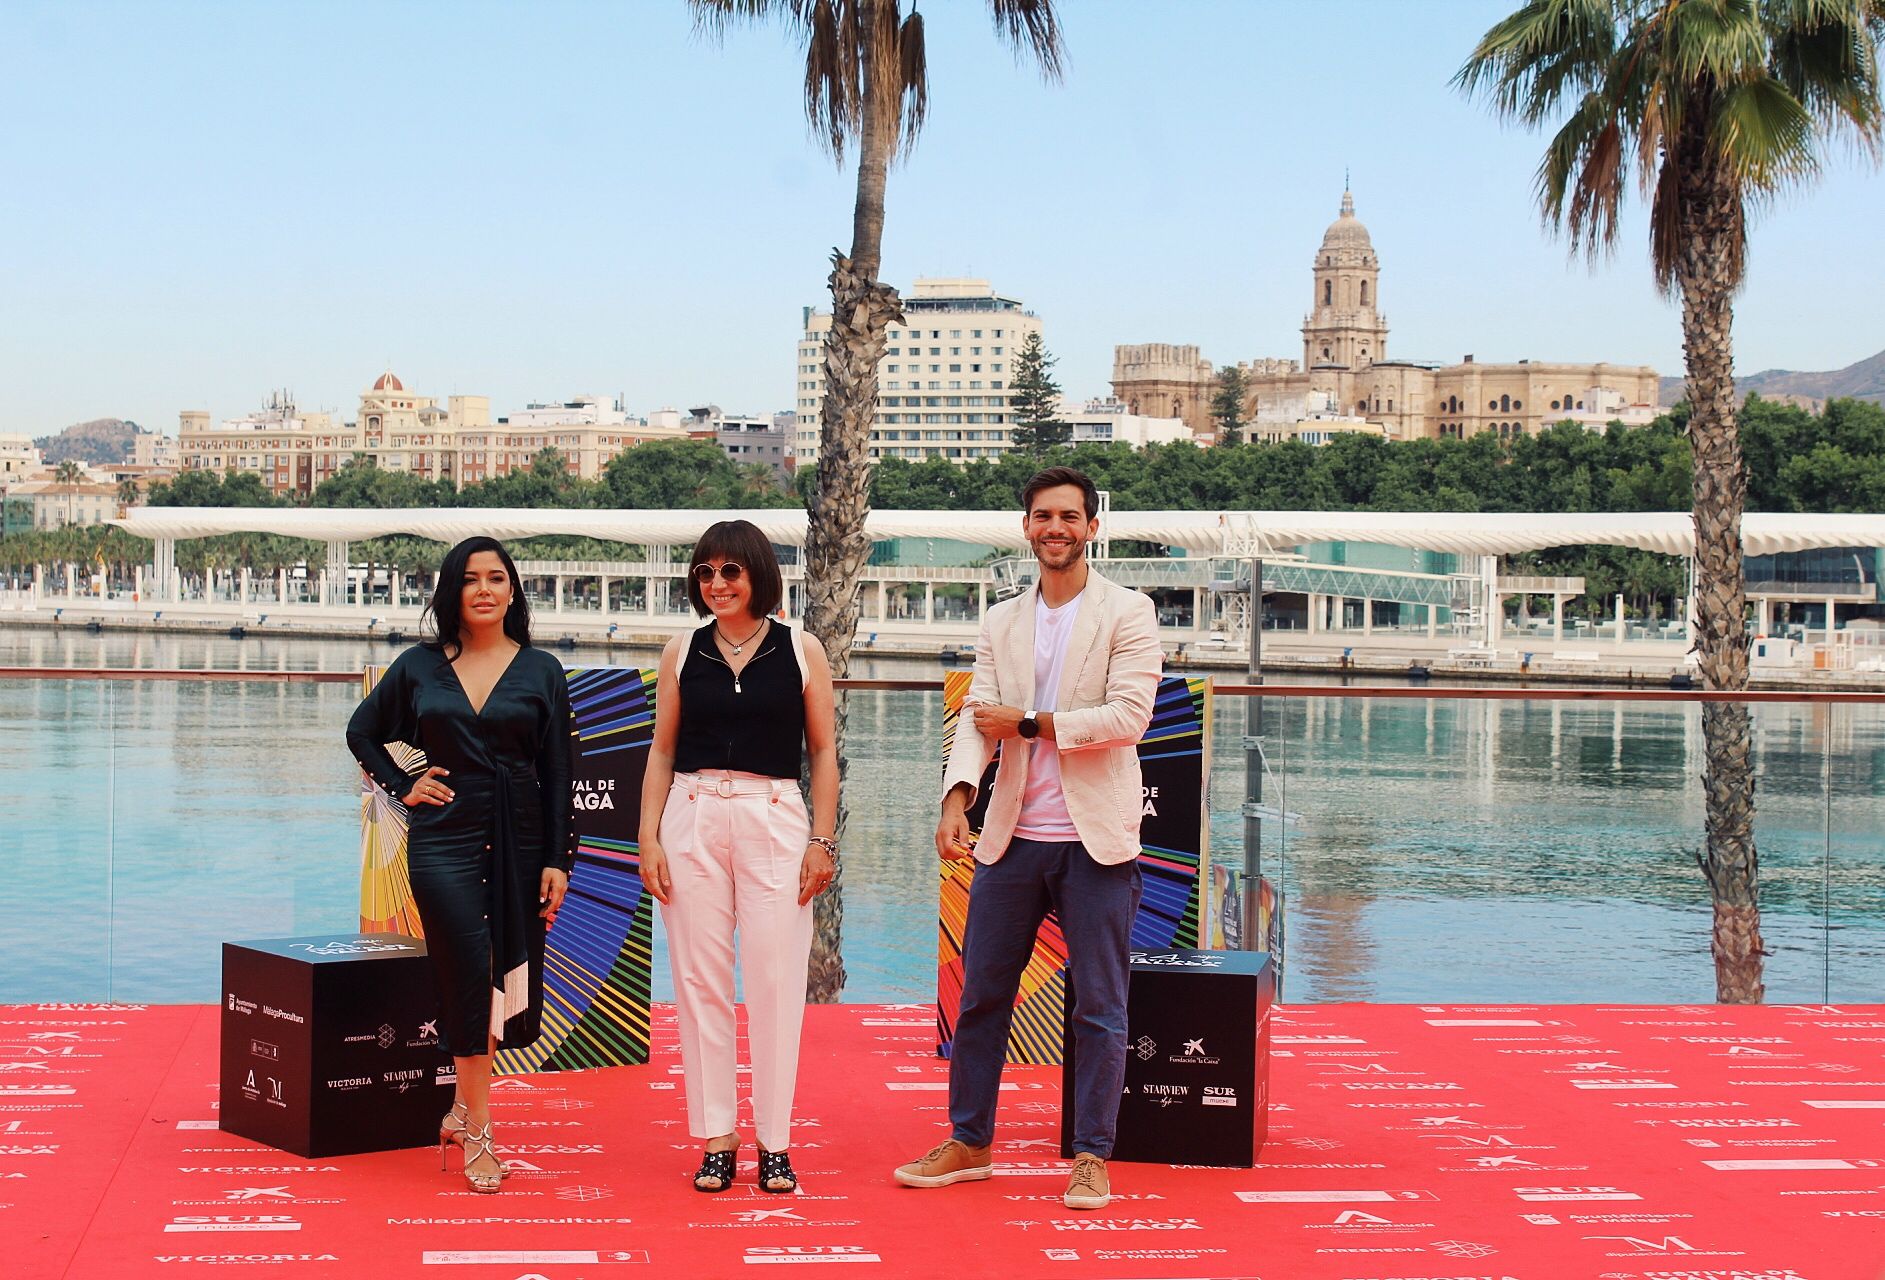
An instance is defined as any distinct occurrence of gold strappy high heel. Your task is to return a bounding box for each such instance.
[456,1118,508,1194]
[438,1100,469,1160]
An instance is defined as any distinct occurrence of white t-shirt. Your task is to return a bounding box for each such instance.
[1012,589,1083,841]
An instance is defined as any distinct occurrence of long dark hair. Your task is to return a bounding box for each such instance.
[422,536,532,656]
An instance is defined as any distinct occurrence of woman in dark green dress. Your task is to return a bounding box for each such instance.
[346,536,572,1193]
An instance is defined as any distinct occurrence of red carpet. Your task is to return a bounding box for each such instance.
[7,1002,1885,1279]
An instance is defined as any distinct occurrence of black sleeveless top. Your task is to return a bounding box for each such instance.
[673,620,807,779]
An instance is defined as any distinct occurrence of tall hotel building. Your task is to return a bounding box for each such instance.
[793,277,1043,466]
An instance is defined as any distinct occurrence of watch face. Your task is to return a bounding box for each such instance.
[1019,717,1039,739]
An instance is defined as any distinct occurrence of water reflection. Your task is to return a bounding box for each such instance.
[2,629,1880,1006]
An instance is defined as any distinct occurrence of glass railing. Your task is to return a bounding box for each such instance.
[3,656,1879,1007]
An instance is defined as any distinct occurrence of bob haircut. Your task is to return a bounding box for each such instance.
[685,519,784,620]
[1020,465,1100,523]
[423,535,532,656]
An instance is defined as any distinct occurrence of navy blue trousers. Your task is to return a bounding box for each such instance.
[948,837,1141,1157]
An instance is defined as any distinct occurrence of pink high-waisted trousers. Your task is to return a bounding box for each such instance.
[657,769,814,1153]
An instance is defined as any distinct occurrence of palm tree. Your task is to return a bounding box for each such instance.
[1458,0,1883,1002]
[693,0,1065,1001]
[53,460,82,528]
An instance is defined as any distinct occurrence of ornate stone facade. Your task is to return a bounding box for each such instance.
[1113,190,1660,443]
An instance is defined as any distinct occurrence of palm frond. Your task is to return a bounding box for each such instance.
[1535,86,1630,256]
[1647,149,1686,291]
[990,0,1066,81]
[1766,0,1885,148]
[688,0,800,41]
[1455,0,1617,123]
[894,9,930,159]
[1660,0,1768,86]
[1711,73,1821,187]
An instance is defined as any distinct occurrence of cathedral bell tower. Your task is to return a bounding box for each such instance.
[1302,188,1388,371]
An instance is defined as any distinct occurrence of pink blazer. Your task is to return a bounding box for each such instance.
[941,569,1163,866]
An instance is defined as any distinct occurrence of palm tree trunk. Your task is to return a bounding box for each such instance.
[801,8,905,1004]
[1676,157,1763,1005]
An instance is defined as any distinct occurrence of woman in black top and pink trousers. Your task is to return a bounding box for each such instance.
[638,519,839,1196]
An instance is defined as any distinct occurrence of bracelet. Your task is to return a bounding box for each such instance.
[807,836,839,857]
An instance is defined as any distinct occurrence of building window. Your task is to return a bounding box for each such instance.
[1323,280,1332,305]
[1499,394,1511,412]
[1359,280,1369,305]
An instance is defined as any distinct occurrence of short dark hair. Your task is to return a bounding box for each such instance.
[685,519,784,619]
[1020,466,1100,522]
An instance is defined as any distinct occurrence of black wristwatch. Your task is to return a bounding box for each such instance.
[1017,708,1040,740]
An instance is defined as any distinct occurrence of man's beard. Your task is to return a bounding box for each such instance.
[1032,538,1086,571]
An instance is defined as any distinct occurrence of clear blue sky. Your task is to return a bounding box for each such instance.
[4,0,1880,438]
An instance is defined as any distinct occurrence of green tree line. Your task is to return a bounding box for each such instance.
[5,397,1877,615]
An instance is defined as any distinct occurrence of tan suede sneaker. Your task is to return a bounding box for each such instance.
[1062,1152,1111,1210]
[892,1138,993,1188]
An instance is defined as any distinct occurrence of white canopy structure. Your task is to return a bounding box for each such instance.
[114,506,1885,559]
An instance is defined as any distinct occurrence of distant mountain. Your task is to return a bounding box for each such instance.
[34,418,144,464]
[1659,347,1885,409]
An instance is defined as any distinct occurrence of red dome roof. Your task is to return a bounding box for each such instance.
[372,371,404,392]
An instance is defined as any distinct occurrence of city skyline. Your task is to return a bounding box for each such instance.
[4,0,1881,438]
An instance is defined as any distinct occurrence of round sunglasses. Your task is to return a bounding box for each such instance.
[692,561,745,584]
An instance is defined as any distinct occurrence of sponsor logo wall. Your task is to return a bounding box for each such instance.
[357,666,658,1073]
[8,1001,1883,1278]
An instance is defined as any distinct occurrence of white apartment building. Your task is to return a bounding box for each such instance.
[131,433,179,468]
[490,396,691,480]
[0,434,42,482]
[1249,389,1385,445]
[1062,399,1193,448]
[686,406,793,476]
[794,277,1043,465]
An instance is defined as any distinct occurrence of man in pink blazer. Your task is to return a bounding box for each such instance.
[894,466,1163,1211]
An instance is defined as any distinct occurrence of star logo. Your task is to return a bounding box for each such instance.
[1469,1155,1537,1168]
[1417,1115,1475,1127]
[1183,1038,1206,1056]
[417,1020,438,1041]
[735,1207,805,1222]
[225,1186,292,1200]
[26,1032,79,1041]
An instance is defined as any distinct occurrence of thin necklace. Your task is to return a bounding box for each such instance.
[716,617,767,655]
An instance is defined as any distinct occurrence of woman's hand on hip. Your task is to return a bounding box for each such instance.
[401,766,452,808]
[798,843,836,906]
[539,867,569,923]
[639,842,672,905]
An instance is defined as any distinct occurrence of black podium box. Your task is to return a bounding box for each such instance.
[1061,948,1272,1167]
[220,932,449,1158]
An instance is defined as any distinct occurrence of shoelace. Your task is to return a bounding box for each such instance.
[1067,1161,1105,1193]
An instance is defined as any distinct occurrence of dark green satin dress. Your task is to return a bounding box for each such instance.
[346,644,573,1054]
